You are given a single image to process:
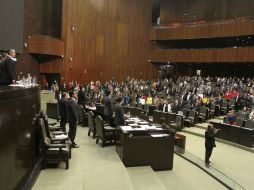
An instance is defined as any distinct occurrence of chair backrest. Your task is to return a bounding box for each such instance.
[182,108,188,117]
[244,120,254,129]
[153,110,161,124]
[168,113,176,124]
[160,111,168,124]
[39,118,51,146]
[148,105,156,116]
[88,111,95,131]
[210,104,215,111]
[123,106,130,114]
[199,106,207,116]
[175,116,183,128]
[188,110,196,118]
[235,118,244,127]
[95,115,104,138]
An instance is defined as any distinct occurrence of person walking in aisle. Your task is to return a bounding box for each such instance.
[205,124,220,166]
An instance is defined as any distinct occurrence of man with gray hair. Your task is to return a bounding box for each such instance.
[0,49,17,85]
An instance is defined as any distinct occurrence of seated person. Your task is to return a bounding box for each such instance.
[226,109,236,125]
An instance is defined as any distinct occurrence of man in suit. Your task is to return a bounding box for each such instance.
[205,124,219,166]
[0,49,17,85]
[67,90,79,148]
[58,92,69,132]
[114,97,125,127]
[104,90,114,126]
[78,86,86,107]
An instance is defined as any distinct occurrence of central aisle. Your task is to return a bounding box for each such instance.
[33,125,226,190]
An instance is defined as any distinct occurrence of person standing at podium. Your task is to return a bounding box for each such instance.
[205,124,219,166]
[0,49,17,85]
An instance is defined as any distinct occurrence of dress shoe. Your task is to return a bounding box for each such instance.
[71,144,79,148]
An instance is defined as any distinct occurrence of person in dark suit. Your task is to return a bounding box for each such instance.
[58,92,69,131]
[78,86,86,107]
[0,49,17,85]
[104,90,114,126]
[205,124,219,166]
[114,97,125,127]
[67,90,79,148]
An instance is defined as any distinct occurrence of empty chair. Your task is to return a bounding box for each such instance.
[184,110,197,127]
[88,111,96,138]
[39,118,70,169]
[235,118,244,127]
[244,120,254,129]
[95,116,116,147]
[153,110,161,124]
[198,106,208,123]
[169,115,183,131]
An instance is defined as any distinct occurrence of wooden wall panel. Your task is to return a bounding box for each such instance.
[149,47,254,63]
[41,0,158,83]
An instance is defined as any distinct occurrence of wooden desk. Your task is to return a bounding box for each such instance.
[116,119,175,171]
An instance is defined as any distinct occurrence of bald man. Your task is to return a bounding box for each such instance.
[0,49,17,85]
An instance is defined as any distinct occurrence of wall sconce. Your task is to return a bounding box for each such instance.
[71,26,75,32]
[24,43,27,47]
[69,57,73,61]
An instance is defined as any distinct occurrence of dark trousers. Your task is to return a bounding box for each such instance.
[205,148,213,163]
[68,122,77,144]
[105,115,113,126]
[60,117,67,131]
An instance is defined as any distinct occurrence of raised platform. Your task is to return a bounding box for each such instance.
[0,86,41,190]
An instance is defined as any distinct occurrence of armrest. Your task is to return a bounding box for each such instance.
[104,126,116,132]
[51,138,69,142]
[52,131,68,135]
[49,122,57,126]
[48,144,67,148]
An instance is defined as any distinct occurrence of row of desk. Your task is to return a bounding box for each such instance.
[210,122,254,147]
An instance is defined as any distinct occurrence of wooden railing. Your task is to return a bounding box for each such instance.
[148,47,254,63]
[150,17,254,40]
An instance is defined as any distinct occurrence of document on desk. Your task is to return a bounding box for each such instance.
[121,126,134,131]
[150,134,169,137]
[54,134,68,139]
